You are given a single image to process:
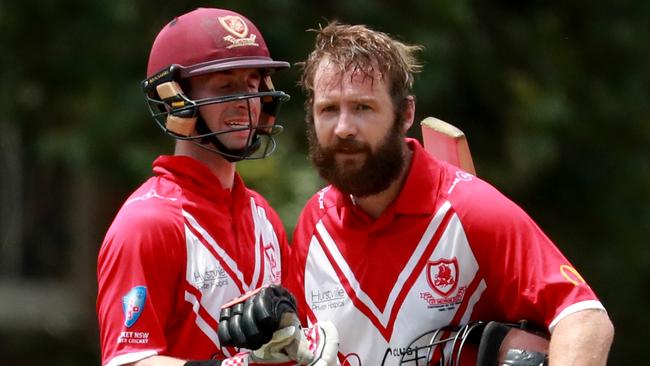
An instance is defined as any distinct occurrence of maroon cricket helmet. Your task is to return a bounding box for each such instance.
[146,7,289,79]
[141,8,291,161]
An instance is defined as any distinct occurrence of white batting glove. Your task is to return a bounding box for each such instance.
[279,320,339,366]
[223,316,339,366]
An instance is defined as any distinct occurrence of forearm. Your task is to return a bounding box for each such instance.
[548,309,614,366]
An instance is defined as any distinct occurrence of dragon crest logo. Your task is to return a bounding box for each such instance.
[426,258,459,297]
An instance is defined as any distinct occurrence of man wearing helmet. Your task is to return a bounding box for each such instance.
[283,21,614,365]
[96,8,337,366]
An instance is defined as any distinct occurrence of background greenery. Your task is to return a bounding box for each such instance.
[0,0,647,364]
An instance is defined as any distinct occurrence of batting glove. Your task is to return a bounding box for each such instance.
[218,285,339,366]
[220,321,339,366]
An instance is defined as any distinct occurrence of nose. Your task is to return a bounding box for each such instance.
[333,111,357,139]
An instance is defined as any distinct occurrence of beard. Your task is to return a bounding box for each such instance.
[307,117,407,197]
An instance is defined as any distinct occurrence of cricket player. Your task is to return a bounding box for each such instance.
[283,21,614,365]
[96,8,337,366]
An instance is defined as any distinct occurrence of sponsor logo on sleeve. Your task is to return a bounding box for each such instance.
[560,264,586,286]
[447,171,473,194]
[123,286,146,328]
[125,189,177,205]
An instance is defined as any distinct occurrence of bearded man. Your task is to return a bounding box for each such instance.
[283,21,614,366]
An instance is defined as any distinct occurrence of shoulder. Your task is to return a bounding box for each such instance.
[300,186,337,221]
[100,179,185,259]
[291,186,336,243]
[445,170,540,239]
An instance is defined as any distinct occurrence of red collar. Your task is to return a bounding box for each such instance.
[152,155,247,203]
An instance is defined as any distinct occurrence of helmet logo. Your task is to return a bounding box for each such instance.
[218,15,259,48]
[426,258,459,297]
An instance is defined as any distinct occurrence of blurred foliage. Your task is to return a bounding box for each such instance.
[0,0,648,364]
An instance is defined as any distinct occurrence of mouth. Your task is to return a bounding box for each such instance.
[225,121,251,130]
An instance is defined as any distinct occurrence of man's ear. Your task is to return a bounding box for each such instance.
[402,95,416,133]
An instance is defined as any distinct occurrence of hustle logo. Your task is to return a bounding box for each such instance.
[310,286,347,311]
[192,267,229,290]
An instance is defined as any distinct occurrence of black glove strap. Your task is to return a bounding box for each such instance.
[184,361,222,366]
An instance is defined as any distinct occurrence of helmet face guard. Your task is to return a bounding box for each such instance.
[386,322,486,366]
[142,64,290,161]
[387,321,549,366]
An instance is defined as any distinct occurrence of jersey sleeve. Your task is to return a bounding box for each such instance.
[97,199,185,366]
[450,177,605,332]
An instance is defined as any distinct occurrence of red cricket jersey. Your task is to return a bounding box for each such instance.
[285,138,605,366]
[97,155,289,366]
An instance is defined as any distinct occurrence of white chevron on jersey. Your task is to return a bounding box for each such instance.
[184,290,222,348]
[250,198,282,285]
[182,199,283,350]
[183,209,249,290]
[315,201,452,326]
[304,201,487,366]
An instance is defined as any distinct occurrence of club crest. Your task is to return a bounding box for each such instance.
[426,258,459,297]
[218,15,249,38]
[123,286,146,328]
[218,15,258,48]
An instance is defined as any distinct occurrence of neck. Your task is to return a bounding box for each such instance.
[353,146,413,219]
[174,141,236,190]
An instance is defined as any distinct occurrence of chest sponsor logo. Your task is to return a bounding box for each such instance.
[123,286,146,328]
[420,258,466,309]
[310,285,347,312]
[192,267,229,290]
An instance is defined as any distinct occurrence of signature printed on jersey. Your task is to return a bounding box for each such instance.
[125,189,178,205]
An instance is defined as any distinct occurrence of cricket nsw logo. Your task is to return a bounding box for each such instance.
[420,258,466,309]
[123,286,146,328]
[218,15,258,48]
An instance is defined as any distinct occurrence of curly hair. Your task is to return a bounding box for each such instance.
[298,21,423,119]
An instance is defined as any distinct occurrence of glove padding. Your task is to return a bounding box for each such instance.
[222,320,340,366]
[219,285,298,351]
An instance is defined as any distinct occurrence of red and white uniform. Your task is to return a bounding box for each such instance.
[97,155,288,366]
[285,138,605,366]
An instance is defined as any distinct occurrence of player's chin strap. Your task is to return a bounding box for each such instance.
[194,116,259,162]
[193,98,282,162]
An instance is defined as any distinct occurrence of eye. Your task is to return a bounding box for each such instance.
[320,105,338,113]
[217,83,232,91]
[355,104,372,111]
